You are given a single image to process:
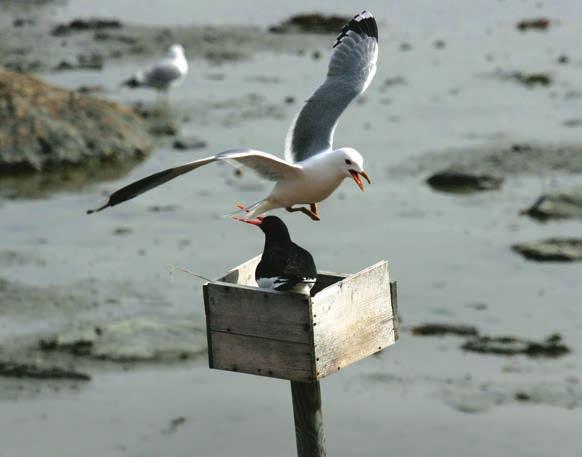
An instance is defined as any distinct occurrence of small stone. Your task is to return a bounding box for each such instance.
[512,238,582,262]
[522,188,582,221]
[426,169,503,193]
[516,17,550,32]
[172,137,207,150]
[412,323,479,337]
[269,13,350,34]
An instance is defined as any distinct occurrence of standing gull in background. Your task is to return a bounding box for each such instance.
[122,43,188,101]
[89,11,378,220]
[238,213,317,295]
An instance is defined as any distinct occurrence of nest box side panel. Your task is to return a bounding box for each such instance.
[312,261,397,379]
[204,281,315,382]
[218,255,261,286]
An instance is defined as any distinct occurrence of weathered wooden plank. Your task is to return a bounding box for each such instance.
[203,284,214,368]
[390,281,400,340]
[291,381,327,457]
[312,261,397,379]
[209,331,314,382]
[205,281,311,344]
[218,255,261,286]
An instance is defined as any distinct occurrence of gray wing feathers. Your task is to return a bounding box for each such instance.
[285,12,378,163]
[142,61,183,89]
[86,149,299,213]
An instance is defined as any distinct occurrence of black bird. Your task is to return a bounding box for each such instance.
[238,214,317,295]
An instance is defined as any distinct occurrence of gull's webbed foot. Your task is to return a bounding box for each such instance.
[285,204,320,221]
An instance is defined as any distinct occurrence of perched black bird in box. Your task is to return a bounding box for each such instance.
[237,213,317,295]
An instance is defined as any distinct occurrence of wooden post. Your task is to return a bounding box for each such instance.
[291,380,326,457]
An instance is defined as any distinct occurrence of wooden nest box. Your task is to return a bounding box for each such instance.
[203,256,399,383]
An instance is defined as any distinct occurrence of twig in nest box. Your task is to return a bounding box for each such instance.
[168,265,211,282]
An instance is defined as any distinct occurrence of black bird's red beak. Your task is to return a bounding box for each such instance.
[233,203,265,225]
[238,216,265,226]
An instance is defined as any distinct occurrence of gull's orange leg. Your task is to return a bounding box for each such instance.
[236,202,250,213]
[286,204,320,221]
[310,203,319,219]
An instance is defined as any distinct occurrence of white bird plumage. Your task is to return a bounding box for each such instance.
[123,43,188,95]
[90,12,378,221]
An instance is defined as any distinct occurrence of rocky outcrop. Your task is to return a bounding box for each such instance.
[512,238,582,261]
[0,70,151,174]
[426,169,503,193]
[269,13,350,34]
[523,188,582,221]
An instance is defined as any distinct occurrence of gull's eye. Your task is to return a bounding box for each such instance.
[345,159,352,165]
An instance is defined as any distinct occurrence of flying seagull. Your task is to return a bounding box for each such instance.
[237,212,317,295]
[89,11,378,220]
[122,43,188,97]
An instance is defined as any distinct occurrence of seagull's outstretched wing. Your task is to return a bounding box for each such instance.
[284,11,378,163]
[87,149,301,214]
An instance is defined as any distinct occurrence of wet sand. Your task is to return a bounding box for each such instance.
[1,1,582,456]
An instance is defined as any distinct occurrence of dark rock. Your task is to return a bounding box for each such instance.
[515,392,531,401]
[51,18,122,37]
[426,169,503,193]
[53,53,104,71]
[4,60,43,73]
[516,17,550,31]
[112,227,132,236]
[412,323,479,337]
[462,333,571,358]
[13,18,35,27]
[522,188,582,221]
[382,77,407,89]
[93,31,137,44]
[512,238,582,262]
[511,72,552,88]
[76,85,103,94]
[149,124,179,136]
[0,361,91,381]
[162,416,187,435]
[38,317,207,362]
[391,141,582,178]
[39,337,94,356]
[563,119,582,128]
[0,70,151,174]
[76,53,104,70]
[172,137,207,150]
[148,205,178,213]
[53,60,75,71]
[269,13,350,34]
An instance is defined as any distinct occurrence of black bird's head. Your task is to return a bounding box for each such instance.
[237,215,291,245]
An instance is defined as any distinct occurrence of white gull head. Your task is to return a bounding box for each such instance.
[325,148,371,191]
[167,43,185,59]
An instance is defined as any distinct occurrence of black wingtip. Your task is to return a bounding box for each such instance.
[86,201,110,214]
[333,10,378,48]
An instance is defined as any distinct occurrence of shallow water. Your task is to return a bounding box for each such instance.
[1,1,582,456]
